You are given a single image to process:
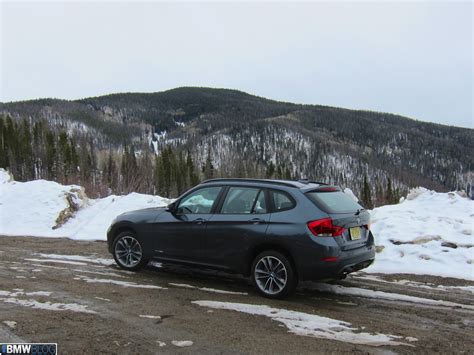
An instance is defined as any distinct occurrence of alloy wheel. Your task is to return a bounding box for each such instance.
[254,256,288,295]
[114,235,143,268]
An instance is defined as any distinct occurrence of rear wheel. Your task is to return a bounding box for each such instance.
[112,231,148,271]
[251,250,297,299]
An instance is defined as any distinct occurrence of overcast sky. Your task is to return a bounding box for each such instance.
[1,1,472,128]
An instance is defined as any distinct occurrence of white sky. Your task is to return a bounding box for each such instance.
[1,1,472,128]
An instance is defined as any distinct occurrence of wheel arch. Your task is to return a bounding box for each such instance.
[246,243,298,280]
[107,223,138,252]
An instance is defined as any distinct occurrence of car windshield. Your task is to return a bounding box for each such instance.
[306,191,363,213]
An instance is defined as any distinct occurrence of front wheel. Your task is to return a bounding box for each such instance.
[251,250,297,299]
[112,232,148,271]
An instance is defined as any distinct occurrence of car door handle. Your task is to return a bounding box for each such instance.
[249,218,265,224]
[194,218,207,225]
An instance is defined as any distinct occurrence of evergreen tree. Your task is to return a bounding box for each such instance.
[386,177,394,204]
[361,174,373,208]
[266,161,275,178]
[45,131,57,180]
[203,146,214,180]
[186,151,199,188]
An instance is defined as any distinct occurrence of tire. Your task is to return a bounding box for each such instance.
[112,231,148,271]
[251,250,297,299]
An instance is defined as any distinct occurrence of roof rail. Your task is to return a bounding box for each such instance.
[201,178,300,188]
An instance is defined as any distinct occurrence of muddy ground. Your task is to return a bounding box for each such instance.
[0,236,473,354]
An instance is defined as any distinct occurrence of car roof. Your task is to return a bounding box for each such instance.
[201,178,332,191]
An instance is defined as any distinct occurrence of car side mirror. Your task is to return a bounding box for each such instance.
[166,202,177,212]
[174,207,185,215]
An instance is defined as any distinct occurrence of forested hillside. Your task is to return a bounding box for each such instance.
[1,87,472,207]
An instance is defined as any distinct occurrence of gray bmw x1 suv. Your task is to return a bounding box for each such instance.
[107,178,375,298]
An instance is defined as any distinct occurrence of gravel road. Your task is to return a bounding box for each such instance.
[1,236,473,354]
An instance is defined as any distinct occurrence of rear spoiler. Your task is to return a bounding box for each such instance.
[306,186,341,192]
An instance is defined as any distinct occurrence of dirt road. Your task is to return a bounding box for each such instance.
[1,236,473,354]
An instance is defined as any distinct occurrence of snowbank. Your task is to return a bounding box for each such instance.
[0,169,171,240]
[367,187,473,280]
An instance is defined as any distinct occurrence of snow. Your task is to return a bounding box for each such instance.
[3,321,17,329]
[74,275,167,290]
[169,283,248,295]
[171,340,193,347]
[193,301,414,346]
[36,253,115,266]
[367,187,474,280]
[306,283,474,310]
[0,170,85,237]
[24,258,88,266]
[0,290,96,314]
[139,315,162,319]
[58,193,171,240]
[352,275,474,292]
[94,296,111,302]
[0,169,171,241]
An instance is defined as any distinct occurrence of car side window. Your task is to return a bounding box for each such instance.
[252,190,268,214]
[177,186,222,214]
[220,187,261,214]
[271,190,295,212]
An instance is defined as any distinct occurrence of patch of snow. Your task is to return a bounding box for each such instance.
[169,283,247,295]
[0,290,95,314]
[149,261,162,268]
[76,276,166,289]
[169,283,195,289]
[24,258,88,266]
[36,253,114,266]
[156,341,166,347]
[139,315,162,319]
[308,283,474,310]
[26,291,52,297]
[193,301,413,346]
[2,321,17,329]
[27,263,68,270]
[199,287,247,295]
[171,340,193,347]
[73,269,127,278]
[352,275,474,293]
[94,297,111,302]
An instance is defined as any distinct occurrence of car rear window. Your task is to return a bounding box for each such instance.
[306,191,363,213]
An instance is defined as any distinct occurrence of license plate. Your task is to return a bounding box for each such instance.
[349,227,361,240]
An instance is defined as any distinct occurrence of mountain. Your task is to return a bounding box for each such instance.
[1,87,472,202]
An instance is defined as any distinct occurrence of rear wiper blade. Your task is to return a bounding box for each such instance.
[355,208,366,215]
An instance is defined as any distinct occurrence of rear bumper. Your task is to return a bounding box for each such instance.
[298,244,376,281]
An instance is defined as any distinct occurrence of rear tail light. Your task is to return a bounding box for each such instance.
[307,218,345,237]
